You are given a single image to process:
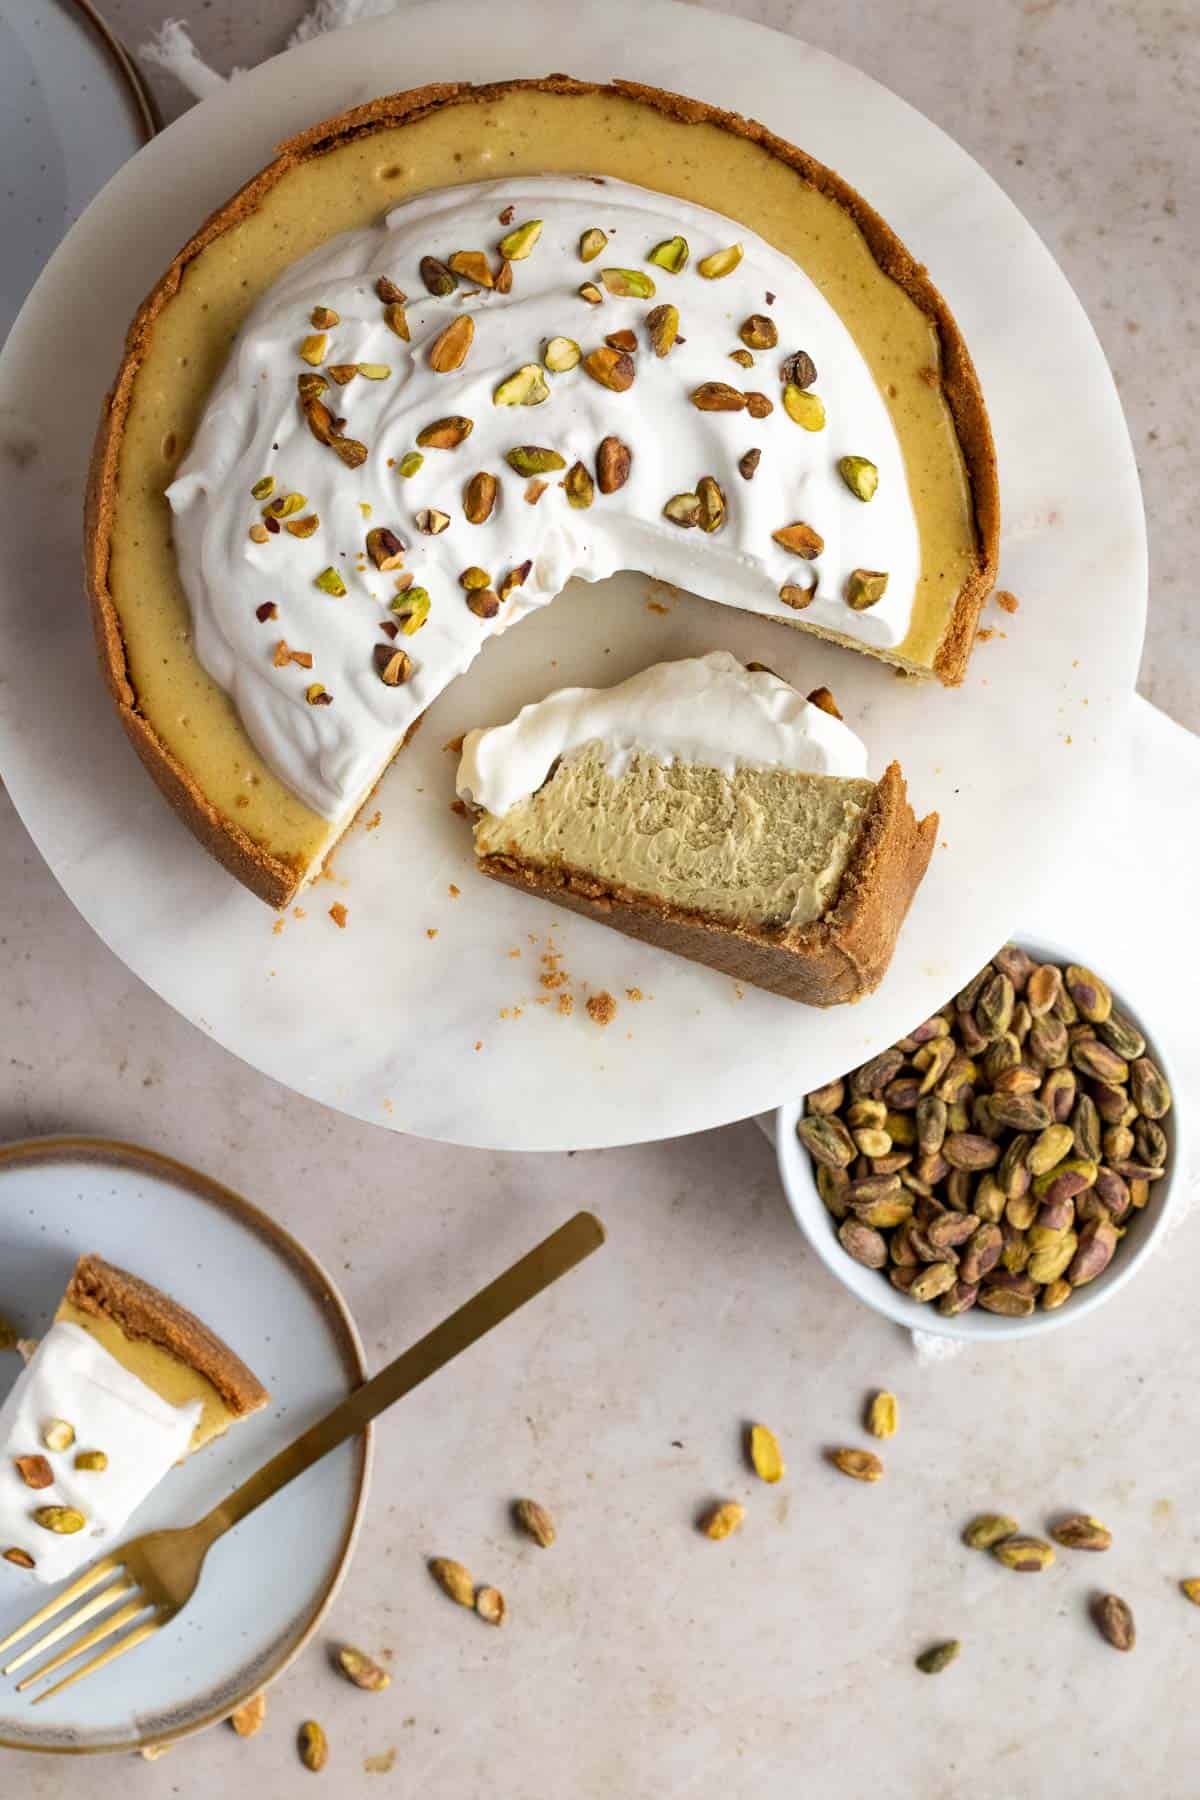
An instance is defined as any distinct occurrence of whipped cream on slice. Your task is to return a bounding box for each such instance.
[457,650,868,817]
[168,176,919,821]
[0,1322,201,1584]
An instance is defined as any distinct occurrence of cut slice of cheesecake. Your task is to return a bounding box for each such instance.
[0,1256,267,1583]
[456,653,936,1007]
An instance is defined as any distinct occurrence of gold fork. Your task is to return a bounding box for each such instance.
[0,1210,604,1704]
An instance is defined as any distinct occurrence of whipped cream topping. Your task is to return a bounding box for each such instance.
[457,650,869,817]
[0,1322,201,1584]
[168,176,919,821]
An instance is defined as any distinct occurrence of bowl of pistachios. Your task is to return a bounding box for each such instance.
[775,939,1182,1339]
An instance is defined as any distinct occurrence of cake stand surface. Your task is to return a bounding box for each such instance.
[0,0,1145,1149]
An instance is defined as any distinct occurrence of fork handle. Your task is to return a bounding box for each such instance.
[195,1212,604,1539]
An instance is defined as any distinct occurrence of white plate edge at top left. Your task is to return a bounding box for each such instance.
[0,1133,370,1757]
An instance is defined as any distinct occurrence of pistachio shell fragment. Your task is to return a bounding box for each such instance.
[697,243,743,279]
[494,364,550,407]
[543,335,582,373]
[498,218,543,260]
[647,235,689,273]
[428,314,475,374]
[846,569,889,611]
[838,456,879,502]
[748,1423,785,1483]
[506,446,566,476]
[600,266,656,299]
[579,228,608,262]
[699,1500,745,1540]
[783,385,826,430]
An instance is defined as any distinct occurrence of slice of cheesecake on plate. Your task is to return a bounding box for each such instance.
[1,1255,268,1584]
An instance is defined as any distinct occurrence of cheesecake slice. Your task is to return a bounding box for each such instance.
[0,1256,267,1583]
[456,652,936,1006]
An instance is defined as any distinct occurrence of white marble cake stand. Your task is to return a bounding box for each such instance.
[0,0,1145,1150]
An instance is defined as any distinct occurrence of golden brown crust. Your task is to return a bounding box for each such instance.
[65,1254,269,1418]
[85,74,996,906]
[477,762,936,1007]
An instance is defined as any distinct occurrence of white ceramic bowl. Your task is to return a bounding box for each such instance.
[774,937,1184,1341]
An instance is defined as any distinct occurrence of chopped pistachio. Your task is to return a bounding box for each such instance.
[416,415,474,449]
[390,586,431,634]
[383,302,410,340]
[498,219,543,260]
[358,363,392,380]
[414,508,451,535]
[647,235,689,274]
[397,451,424,479]
[579,228,608,262]
[506,446,566,476]
[578,282,604,305]
[697,243,743,279]
[250,475,275,501]
[838,455,879,502]
[783,386,826,430]
[305,683,332,706]
[314,567,347,597]
[284,514,320,538]
[447,250,494,288]
[846,569,889,610]
[543,335,582,373]
[646,303,679,358]
[600,267,656,299]
[299,333,328,365]
[494,364,550,407]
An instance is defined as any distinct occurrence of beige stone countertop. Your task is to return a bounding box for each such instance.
[3,2,1199,1795]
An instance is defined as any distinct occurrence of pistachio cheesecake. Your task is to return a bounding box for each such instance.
[87,77,998,907]
[0,1256,267,1583]
[457,652,935,1005]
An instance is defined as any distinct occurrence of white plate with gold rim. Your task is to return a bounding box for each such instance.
[0,1136,368,1756]
[0,0,1145,1150]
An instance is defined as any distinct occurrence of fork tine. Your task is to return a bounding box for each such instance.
[30,1614,164,1706]
[0,1555,122,1659]
[15,1595,151,1693]
[3,1573,136,1675]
